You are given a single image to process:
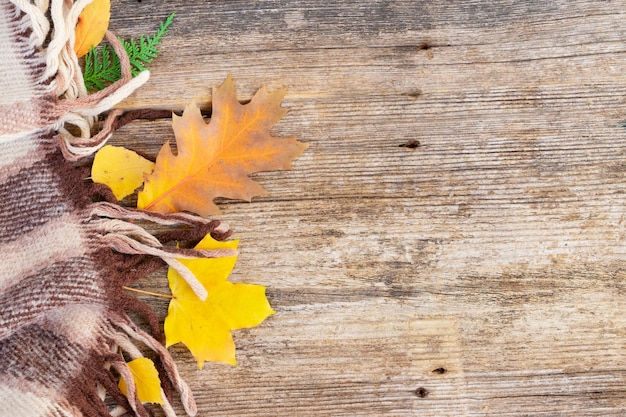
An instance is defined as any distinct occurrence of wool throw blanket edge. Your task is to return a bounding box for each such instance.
[0,1,225,416]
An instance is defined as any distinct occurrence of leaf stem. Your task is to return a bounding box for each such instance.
[123,286,173,299]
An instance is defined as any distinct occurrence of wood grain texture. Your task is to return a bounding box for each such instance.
[107,0,626,415]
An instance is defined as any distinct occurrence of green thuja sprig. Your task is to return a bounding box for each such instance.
[83,13,175,92]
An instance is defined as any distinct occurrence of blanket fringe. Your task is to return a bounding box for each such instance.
[90,202,230,231]
[8,0,50,49]
[102,314,198,417]
[14,0,150,160]
[88,202,237,301]
[56,29,150,161]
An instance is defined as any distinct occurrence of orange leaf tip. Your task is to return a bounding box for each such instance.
[74,0,111,58]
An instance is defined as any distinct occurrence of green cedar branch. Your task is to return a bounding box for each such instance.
[83,13,174,92]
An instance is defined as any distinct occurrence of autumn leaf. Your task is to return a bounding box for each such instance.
[92,145,155,200]
[137,75,309,216]
[74,0,111,58]
[165,234,275,367]
[118,358,164,404]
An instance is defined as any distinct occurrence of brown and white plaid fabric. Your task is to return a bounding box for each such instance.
[0,1,225,416]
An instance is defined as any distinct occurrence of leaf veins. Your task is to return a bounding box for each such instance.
[137,75,309,216]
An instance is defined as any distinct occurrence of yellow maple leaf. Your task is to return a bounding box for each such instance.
[137,75,309,216]
[165,234,274,367]
[91,145,155,200]
[74,0,111,58]
[118,358,164,404]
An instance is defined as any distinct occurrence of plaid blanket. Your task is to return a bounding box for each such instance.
[0,1,224,415]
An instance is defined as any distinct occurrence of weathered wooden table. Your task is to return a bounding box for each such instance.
[109,1,626,415]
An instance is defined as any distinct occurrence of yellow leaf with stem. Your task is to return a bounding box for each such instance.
[118,358,164,404]
[165,234,275,367]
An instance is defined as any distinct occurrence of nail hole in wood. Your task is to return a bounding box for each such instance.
[399,140,420,149]
[418,42,434,59]
[432,367,446,374]
[418,42,431,50]
[415,387,429,398]
[401,89,422,99]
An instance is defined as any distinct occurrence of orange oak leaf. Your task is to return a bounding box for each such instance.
[137,75,309,216]
[74,0,111,57]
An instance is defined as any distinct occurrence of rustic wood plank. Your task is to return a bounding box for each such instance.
[107,0,626,415]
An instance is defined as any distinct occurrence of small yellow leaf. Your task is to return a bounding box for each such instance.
[92,145,155,200]
[165,234,275,367]
[118,358,164,405]
[74,0,111,57]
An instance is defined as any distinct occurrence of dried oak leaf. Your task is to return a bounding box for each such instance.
[165,234,274,367]
[137,75,309,216]
[74,0,110,57]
